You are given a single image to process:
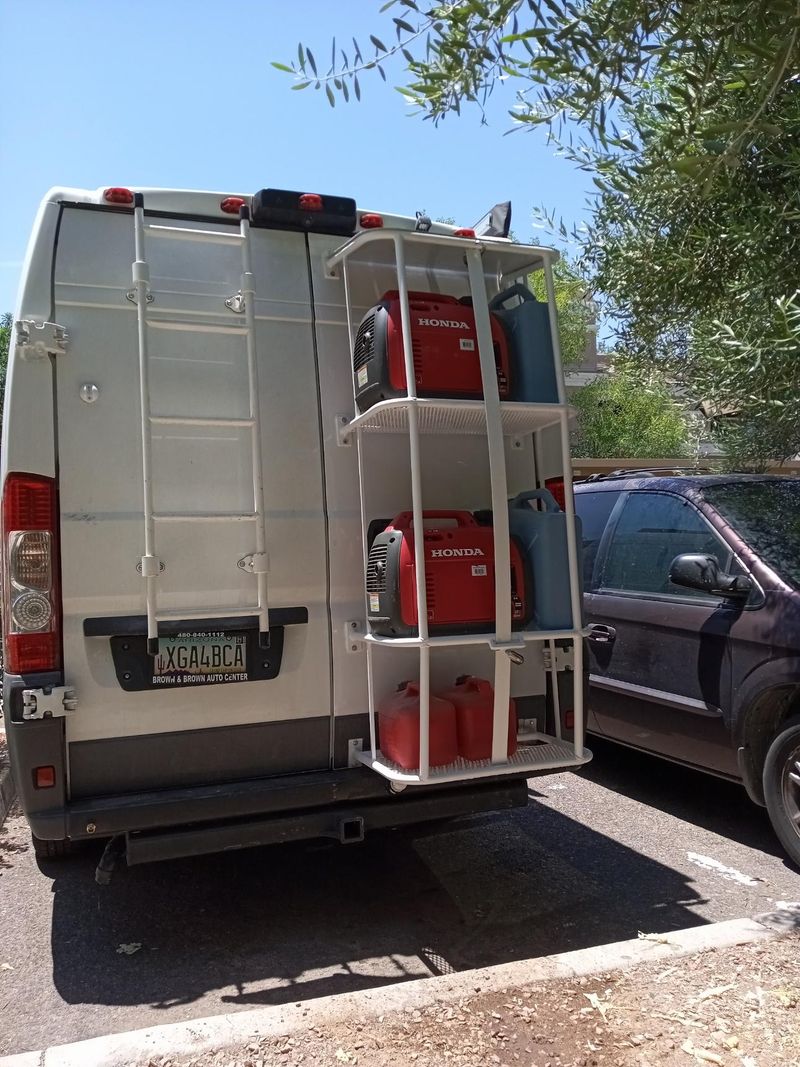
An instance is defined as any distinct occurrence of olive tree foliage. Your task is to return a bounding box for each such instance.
[528,257,592,366]
[279,1,800,462]
[571,368,690,459]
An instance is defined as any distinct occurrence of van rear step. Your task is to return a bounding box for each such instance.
[123,779,528,865]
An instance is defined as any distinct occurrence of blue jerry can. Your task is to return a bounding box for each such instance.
[489,285,560,404]
[508,489,583,630]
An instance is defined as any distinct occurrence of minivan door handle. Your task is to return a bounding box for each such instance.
[587,623,616,644]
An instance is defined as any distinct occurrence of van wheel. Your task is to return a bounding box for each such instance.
[31,834,71,860]
[763,715,800,868]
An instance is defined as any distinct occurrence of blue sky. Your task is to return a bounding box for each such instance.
[0,1,591,313]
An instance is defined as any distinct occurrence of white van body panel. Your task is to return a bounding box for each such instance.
[53,207,331,753]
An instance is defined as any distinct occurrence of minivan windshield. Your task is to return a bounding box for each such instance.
[702,480,800,586]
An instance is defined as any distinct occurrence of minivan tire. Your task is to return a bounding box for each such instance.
[763,715,800,868]
[31,834,71,860]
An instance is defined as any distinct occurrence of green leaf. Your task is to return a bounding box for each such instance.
[271,62,294,73]
[723,80,747,90]
[291,81,312,90]
[306,48,317,75]
[326,84,336,107]
[370,34,388,52]
[394,17,415,33]
[354,74,361,101]
[379,0,397,10]
[297,42,305,69]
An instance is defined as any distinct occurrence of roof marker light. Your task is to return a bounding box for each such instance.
[359,213,384,229]
[453,227,477,238]
[220,196,246,214]
[299,193,323,212]
[103,187,135,205]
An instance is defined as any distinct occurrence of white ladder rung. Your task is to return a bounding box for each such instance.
[150,415,255,429]
[153,512,256,523]
[146,224,242,245]
[156,606,260,621]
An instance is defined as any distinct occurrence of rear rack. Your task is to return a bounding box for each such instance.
[326,229,588,786]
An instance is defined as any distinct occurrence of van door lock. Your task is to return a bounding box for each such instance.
[22,686,77,720]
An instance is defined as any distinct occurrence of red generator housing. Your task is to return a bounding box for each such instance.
[366,510,532,637]
[378,681,459,770]
[353,291,512,412]
[439,676,517,761]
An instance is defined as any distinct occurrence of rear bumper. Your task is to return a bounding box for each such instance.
[4,675,529,859]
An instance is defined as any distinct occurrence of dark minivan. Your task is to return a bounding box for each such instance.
[574,473,800,866]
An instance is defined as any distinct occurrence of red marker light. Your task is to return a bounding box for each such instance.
[103,187,134,205]
[220,196,246,214]
[299,193,323,212]
[359,213,384,229]
[564,710,575,730]
[34,765,56,789]
[453,227,476,238]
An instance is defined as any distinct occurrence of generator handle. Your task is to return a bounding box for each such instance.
[390,509,478,530]
[509,489,561,513]
[489,284,537,310]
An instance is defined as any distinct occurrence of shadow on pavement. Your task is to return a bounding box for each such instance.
[45,795,709,1014]
[582,735,782,858]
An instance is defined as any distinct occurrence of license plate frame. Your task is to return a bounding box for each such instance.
[110,626,285,692]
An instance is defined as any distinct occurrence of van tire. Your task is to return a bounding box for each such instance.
[763,715,800,868]
[31,834,71,860]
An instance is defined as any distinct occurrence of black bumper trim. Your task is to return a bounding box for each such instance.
[83,607,308,637]
[126,779,528,864]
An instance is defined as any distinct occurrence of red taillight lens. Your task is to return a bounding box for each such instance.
[299,193,323,212]
[545,477,566,510]
[103,187,134,205]
[564,710,575,730]
[2,474,61,675]
[359,213,384,229]
[453,227,476,238]
[220,196,246,214]
[34,765,56,789]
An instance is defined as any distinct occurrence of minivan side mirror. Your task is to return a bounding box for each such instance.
[669,553,753,600]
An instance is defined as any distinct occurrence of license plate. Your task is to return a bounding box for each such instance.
[153,632,248,686]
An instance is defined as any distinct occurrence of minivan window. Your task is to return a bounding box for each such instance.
[574,490,621,591]
[600,492,731,597]
[702,480,800,587]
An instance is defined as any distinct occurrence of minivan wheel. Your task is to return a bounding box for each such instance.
[31,834,72,860]
[763,715,800,868]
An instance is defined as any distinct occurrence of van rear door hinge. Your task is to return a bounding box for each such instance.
[22,686,77,721]
[15,320,69,361]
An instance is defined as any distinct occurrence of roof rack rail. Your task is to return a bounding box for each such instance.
[579,466,716,483]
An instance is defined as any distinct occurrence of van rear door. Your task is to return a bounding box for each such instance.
[52,203,332,798]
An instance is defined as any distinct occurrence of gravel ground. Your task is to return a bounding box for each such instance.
[153,935,800,1067]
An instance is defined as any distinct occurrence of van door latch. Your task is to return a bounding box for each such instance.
[22,686,78,720]
[15,320,69,361]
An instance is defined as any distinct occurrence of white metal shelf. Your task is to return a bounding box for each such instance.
[340,398,573,440]
[326,228,559,280]
[359,737,592,785]
[361,628,587,650]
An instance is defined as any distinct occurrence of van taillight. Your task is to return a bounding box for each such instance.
[2,474,61,674]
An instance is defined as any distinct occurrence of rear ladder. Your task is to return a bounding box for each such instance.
[131,194,270,653]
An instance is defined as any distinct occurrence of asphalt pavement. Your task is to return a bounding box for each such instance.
[1,738,799,1058]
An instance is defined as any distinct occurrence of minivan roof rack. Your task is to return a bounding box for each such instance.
[580,466,716,483]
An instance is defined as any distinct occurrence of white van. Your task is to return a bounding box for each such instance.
[3,185,589,869]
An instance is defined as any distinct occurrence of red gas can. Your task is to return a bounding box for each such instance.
[439,676,517,761]
[378,681,459,770]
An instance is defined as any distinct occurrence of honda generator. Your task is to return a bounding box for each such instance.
[365,510,532,637]
[352,291,512,412]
